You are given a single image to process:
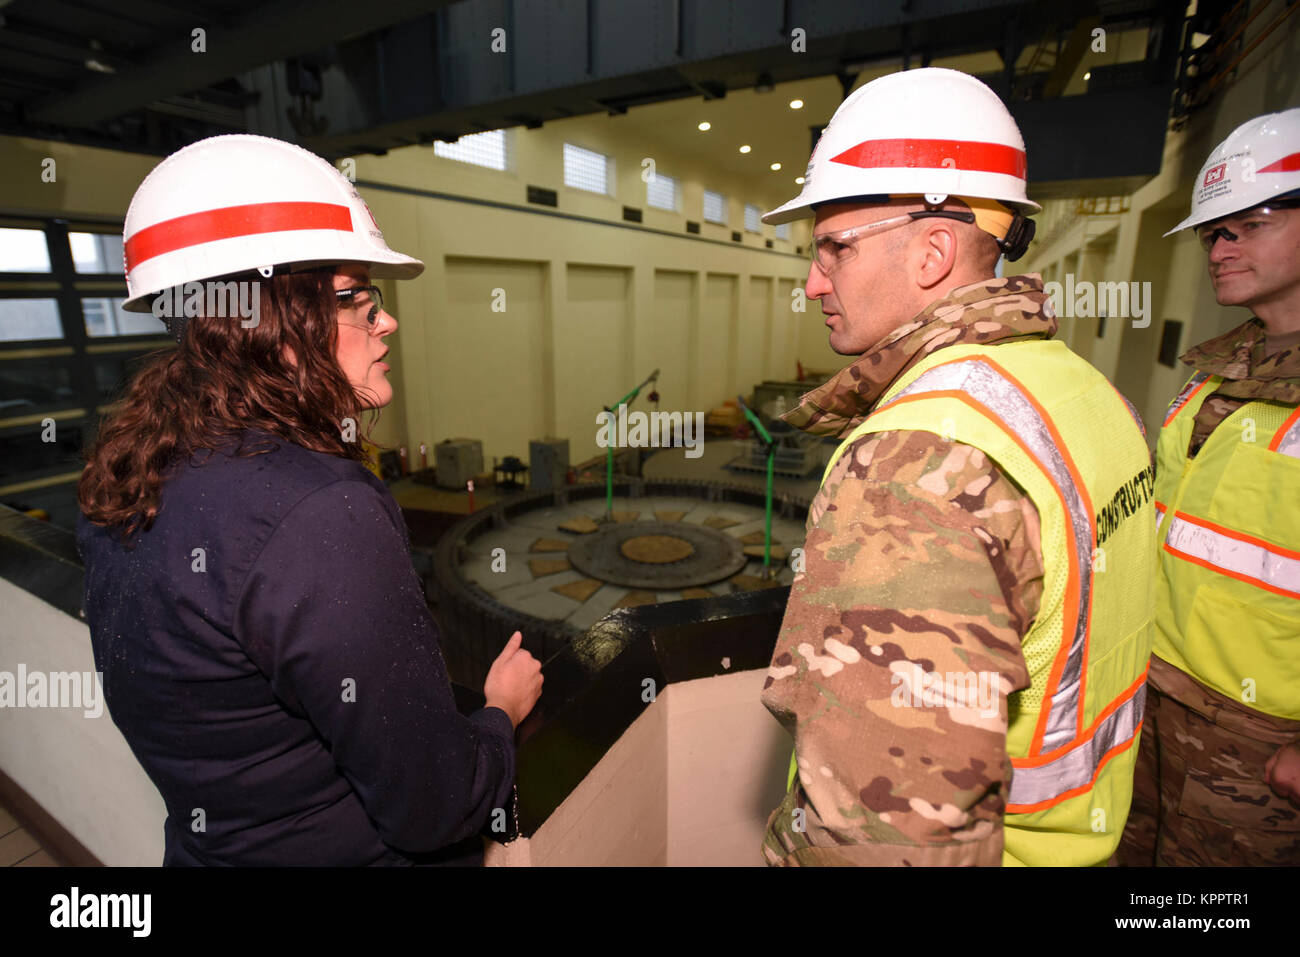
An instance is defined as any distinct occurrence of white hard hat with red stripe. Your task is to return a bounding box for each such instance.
[122,133,423,312]
[1165,108,1300,236]
[763,67,1041,228]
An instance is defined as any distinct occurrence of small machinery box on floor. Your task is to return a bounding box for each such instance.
[529,436,570,491]
[435,438,484,489]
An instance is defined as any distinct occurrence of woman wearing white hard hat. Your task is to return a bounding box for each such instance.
[1118,108,1300,867]
[76,134,542,865]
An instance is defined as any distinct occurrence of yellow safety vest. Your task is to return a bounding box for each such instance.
[1153,372,1300,720]
[791,339,1156,866]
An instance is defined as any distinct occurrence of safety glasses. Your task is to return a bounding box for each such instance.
[1196,202,1300,253]
[810,209,976,273]
[335,284,384,328]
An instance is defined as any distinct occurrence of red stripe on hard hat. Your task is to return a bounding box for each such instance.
[830,137,1027,178]
[1259,152,1300,174]
[125,201,353,272]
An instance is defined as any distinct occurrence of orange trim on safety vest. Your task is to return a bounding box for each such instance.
[887,354,1098,755]
[875,380,1090,751]
[1163,509,1300,600]
[1011,667,1148,768]
[1005,667,1148,813]
[1168,509,1300,561]
[1268,405,1300,453]
[1005,724,1143,814]
[1163,376,1211,428]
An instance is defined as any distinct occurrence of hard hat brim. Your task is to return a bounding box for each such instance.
[1164,187,1300,237]
[763,187,1041,226]
[121,251,425,313]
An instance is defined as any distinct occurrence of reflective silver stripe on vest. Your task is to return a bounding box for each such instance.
[1275,417,1300,459]
[1007,682,1146,809]
[1117,391,1146,441]
[1163,513,1300,598]
[1163,371,1211,426]
[877,359,1094,753]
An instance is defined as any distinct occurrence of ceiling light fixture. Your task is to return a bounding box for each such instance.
[698,121,711,131]
[789,99,804,109]
[739,144,751,153]
[770,163,782,171]
[795,176,805,184]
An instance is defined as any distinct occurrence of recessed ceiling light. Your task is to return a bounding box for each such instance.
[739,144,751,153]
[795,176,805,185]
[698,121,711,131]
[770,163,782,171]
[1083,71,1091,81]
[789,99,804,109]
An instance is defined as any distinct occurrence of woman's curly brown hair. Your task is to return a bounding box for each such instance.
[79,269,378,539]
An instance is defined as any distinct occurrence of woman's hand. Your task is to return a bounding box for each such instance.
[483,631,543,729]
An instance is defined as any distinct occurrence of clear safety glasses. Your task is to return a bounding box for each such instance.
[335,284,384,329]
[1196,202,1300,253]
[809,209,976,273]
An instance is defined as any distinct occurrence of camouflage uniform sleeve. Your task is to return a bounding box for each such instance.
[760,429,1041,865]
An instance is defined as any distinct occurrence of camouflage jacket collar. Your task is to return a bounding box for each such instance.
[1181,317,1300,404]
[782,274,1057,438]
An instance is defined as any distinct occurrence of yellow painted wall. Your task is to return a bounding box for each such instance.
[0,136,157,221]
[346,108,832,464]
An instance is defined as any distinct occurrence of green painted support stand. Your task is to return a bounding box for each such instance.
[736,395,775,578]
[601,369,659,521]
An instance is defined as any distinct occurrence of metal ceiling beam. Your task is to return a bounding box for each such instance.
[0,23,132,73]
[26,0,457,128]
[279,0,1049,156]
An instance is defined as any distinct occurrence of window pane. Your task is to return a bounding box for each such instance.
[433,130,507,170]
[0,227,51,272]
[646,173,677,211]
[775,222,791,240]
[564,143,609,194]
[0,356,79,418]
[0,298,62,341]
[0,420,87,487]
[92,352,155,403]
[83,297,164,338]
[744,204,761,233]
[703,190,726,224]
[70,232,125,274]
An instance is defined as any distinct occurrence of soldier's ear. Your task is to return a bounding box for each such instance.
[915,222,960,290]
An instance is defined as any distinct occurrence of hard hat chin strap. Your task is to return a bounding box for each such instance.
[999,212,1035,262]
[918,194,1035,261]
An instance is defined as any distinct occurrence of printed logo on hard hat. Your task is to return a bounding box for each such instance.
[1196,149,1248,205]
[802,131,827,189]
[348,184,384,240]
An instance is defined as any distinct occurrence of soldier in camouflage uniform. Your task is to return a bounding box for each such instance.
[761,277,1050,865]
[758,69,1156,866]
[1117,110,1300,865]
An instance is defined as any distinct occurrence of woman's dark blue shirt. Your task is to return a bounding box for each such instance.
[76,432,515,865]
